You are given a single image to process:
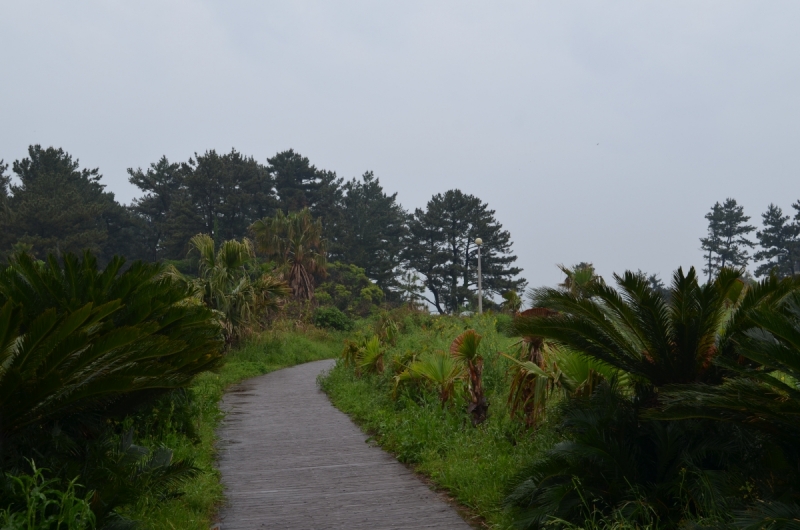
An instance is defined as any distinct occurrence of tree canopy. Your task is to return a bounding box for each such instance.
[405,189,525,314]
[128,149,275,260]
[700,198,755,279]
[754,202,800,278]
[0,145,137,263]
[330,171,408,292]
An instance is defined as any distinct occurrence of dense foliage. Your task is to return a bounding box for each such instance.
[507,267,800,528]
[322,265,800,529]
[1,145,527,311]
[0,251,224,528]
[0,146,138,264]
[315,261,384,317]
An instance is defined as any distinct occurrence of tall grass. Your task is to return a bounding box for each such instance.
[121,327,343,529]
[320,313,557,529]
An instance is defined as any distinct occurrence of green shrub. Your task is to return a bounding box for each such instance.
[316,262,384,317]
[314,306,354,331]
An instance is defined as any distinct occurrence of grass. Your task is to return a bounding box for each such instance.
[319,312,558,529]
[120,326,343,529]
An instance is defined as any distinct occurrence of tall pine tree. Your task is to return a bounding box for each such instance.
[754,202,800,278]
[0,145,137,262]
[405,189,524,314]
[128,149,275,259]
[267,150,342,219]
[331,171,408,292]
[699,198,754,279]
[127,156,183,261]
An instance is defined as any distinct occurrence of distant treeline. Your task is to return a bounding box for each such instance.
[0,145,525,314]
[699,197,800,279]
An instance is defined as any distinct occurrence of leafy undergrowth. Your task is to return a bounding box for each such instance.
[121,327,343,529]
[320,314,557,529]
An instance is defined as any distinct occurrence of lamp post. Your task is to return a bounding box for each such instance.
[475,237,483,314]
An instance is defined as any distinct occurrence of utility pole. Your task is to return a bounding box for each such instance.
[475,237,483,314]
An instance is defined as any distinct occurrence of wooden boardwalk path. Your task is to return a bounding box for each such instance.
[216,359,471,530]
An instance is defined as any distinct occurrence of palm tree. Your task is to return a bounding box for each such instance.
[357,335,384,375]
[450,329,488,424]
[250,208,327,301]
[394,351,464,406]
[188,234,288,341]
[557,262,603,299]
[501,290,523,314]
[501,345,617,427]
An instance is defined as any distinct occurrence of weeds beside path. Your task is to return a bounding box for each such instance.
[123,328,343,529]
[319,315,557,530]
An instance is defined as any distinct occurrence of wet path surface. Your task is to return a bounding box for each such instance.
[216,359,471,530]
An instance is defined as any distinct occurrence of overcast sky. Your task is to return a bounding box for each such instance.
[1,1,798,289]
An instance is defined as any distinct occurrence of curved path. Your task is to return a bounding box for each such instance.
[216,359,471,530]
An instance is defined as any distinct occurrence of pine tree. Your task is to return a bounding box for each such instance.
[699,198,754,279]
[0,145,136,262]
[129,149,276,259]
[700,202,724,280]
[754,203,800,278]
[405,189,524,314]
[331,172,408,293]
[267,149,342,216]
[127,156,183,261]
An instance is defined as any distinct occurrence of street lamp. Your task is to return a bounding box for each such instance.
[475,237,483,314]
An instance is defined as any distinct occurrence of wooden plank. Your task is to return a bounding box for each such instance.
[216,359,471,529]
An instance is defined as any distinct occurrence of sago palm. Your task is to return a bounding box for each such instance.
[653,282,800,527]
[0,251,224,437]
[0,251,223,525]
[250,208,327,300]
[505,267,796,528]
[513,267,793,390]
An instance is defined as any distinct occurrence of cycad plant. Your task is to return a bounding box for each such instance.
[250,208,327,300]
[0,251,224,525]
[0,252,223,436]
[512,267,792,389]
[505,267,797,528]
[654,285,800,527]
[450,329,488,424]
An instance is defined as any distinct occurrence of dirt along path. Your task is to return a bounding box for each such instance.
[216,359,471,530]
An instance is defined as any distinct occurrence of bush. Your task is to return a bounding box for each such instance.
[314,306,354,331]
[316,262,384,317]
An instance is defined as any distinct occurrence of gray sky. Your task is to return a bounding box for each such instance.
[2,1,799,289]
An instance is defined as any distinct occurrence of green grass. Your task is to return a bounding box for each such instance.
[121,327,343,529]
[320,313,558,529]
